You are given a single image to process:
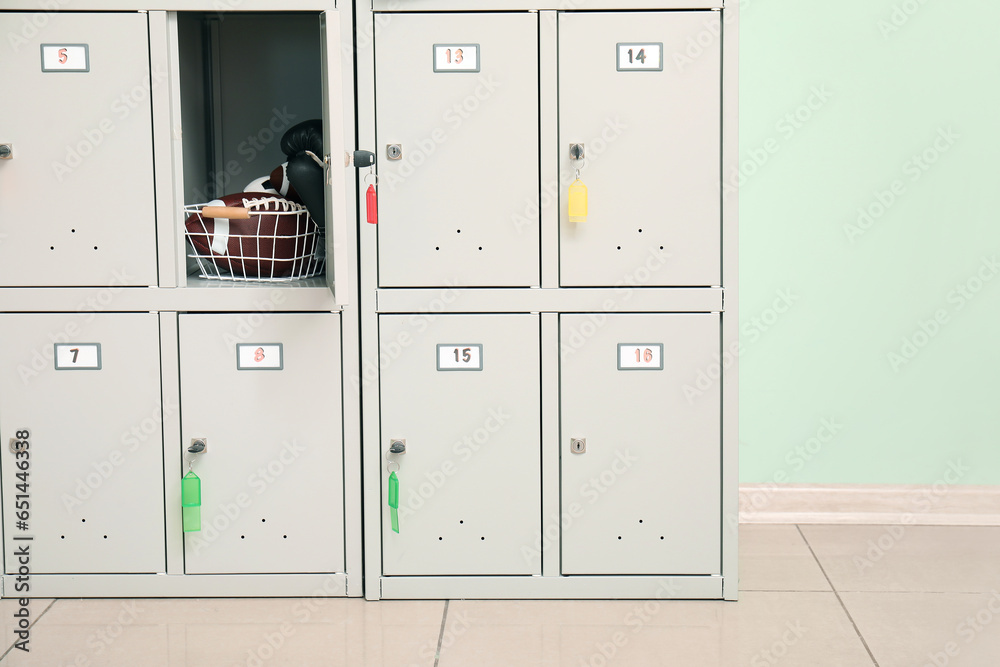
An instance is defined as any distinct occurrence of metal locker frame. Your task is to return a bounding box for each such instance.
[356,0,738,600]
[0,2,363,599]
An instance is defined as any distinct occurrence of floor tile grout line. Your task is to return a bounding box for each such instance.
[0,598,57,662]
[796,525,880,667]
[433,599,450,667]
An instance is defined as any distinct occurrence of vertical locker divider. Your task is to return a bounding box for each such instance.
[540,312,560,577]
[160,311,184,576]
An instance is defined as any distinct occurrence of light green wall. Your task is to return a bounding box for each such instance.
[738,0,1000,484]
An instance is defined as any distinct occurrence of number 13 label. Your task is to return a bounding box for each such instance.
[437,344,484,371]
[617,344,664,371]
[433,44,480,72]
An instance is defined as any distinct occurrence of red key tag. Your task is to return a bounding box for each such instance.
[366,169,378,224]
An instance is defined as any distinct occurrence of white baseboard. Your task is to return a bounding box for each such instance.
[739,484,1000,526]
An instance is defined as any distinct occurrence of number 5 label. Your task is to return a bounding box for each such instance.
[41,44,90,72]
[437,344,484,371]
[617,343,664,371]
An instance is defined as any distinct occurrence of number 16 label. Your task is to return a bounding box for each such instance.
[618,344,663,371]
[437,344,484,371]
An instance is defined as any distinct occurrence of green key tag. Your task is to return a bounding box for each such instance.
[181,471,202,533]
[388,471,400,533]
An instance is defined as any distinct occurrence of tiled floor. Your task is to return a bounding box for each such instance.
[3,525,999,666]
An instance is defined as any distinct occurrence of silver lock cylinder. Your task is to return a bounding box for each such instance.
[570,438,586,454]
[0,144,12,160]
[386,144,402,160]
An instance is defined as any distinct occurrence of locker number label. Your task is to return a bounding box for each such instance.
[41,44,90,72]
[617,343,664,371]
[54,343,101,370]
[616,43,663,72]
[437,344,483,371]
[433,44,480,73]
[237,344,283,371]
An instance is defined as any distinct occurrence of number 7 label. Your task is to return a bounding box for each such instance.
[54,343,102,370]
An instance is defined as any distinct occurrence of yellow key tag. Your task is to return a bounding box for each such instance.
[568,178,588,222]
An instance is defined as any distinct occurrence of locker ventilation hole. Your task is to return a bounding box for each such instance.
[438,537,443,541]
[659,246,664,250]
[638,229,643,233]
[60,536,65,539]
[478,246,483,251]
[616,246,622,250]
[103,535,108,539]
[71,229,76,233]
[456,229,461,233]
[93,246,98,250]
[81,519,86,522]
[241,535,245,539]
[660,536,665,540]
[261,518,266,522]
[459,520,464,524]
[639,519,643,524]
[50,246,55,250]
[283,535,288,539]
[480,537,485,541]
[617,536,622,540]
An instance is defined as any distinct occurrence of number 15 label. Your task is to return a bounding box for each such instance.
[437,344,484,371]
[618,344,663,371]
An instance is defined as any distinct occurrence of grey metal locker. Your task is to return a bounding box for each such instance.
[379,314,541,575]
[560,313,721,574]
[179,313,345,575]
[0,313,165,574]
[374,12,540,287]
[558,12,721,287]
[0,12,158,287]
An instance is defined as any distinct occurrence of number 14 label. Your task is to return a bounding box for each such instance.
[616,43,663,71]
[618,344,664,371]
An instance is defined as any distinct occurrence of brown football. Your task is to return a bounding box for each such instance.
[185,192,318,278]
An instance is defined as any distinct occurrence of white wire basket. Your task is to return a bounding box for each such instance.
[183,195,325,282]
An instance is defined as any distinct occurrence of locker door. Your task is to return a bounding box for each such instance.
[0,314,164,574]
[0,13,157,287]
[379,314,541,575]
[374,13,539,287]
[560,314,720,575]
[558,12,721,287]
[179,313,344,574]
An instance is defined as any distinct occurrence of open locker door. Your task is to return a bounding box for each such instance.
[322,10,351,307]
